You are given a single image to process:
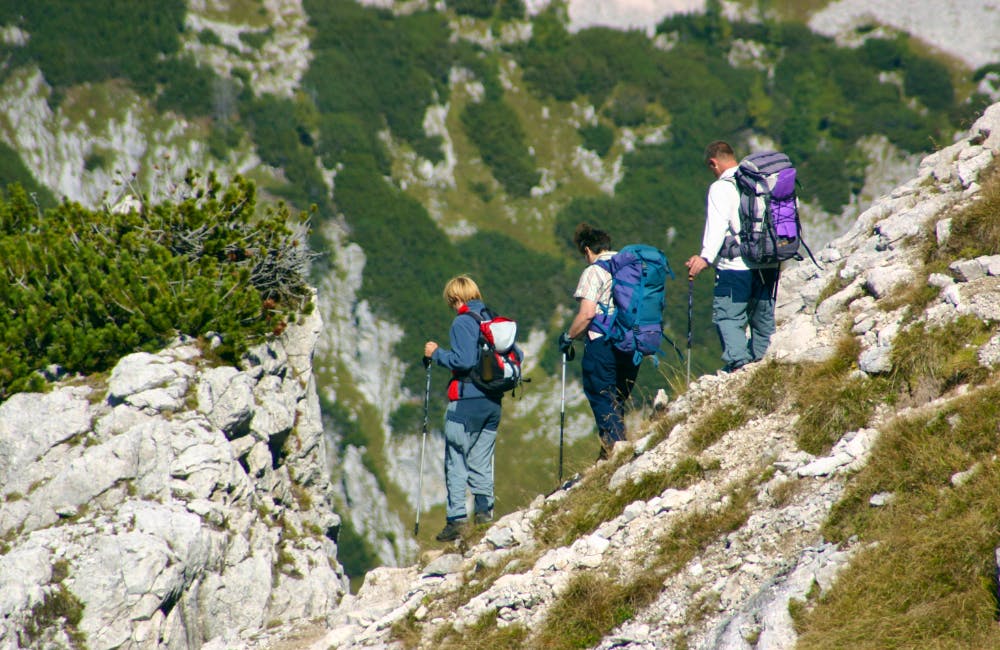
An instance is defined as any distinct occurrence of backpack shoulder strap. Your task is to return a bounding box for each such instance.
[458,305,493,323]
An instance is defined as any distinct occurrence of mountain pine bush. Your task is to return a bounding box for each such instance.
[0,172,314,398]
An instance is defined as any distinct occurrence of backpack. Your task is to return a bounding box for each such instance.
[593,244,674,366]
[461,308,523,395]
[722,151,816,266]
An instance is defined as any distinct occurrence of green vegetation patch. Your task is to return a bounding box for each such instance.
[22,559,86,648]
[0,0,186,105]
[0,142,55,209]
[578,123,614,157]
[0,174,313,398]
[461,96,540,198]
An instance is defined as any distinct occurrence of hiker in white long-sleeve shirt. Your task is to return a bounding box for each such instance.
[685,140,778,372]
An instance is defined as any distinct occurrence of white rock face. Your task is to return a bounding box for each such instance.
[0,298,349,649]
[809,0,1000,70]
[565,0,706,35]
[184,0,313,98]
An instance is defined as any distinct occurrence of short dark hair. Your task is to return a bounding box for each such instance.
[704,140,735,164]
[573,222,611,255]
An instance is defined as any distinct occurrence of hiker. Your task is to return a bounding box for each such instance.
[424,275,520,542]
[559,223,639,459]
[685,140,779,372]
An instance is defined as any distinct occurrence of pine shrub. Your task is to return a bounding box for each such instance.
[0,172,315,398]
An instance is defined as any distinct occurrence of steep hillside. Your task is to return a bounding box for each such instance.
[0,0,995,586]
[262,102,1000,649]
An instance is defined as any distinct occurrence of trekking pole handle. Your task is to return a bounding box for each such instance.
[423,356,431,368]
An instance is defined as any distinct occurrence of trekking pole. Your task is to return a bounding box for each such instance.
[558,351,567,484]
[414,356,432,536]
[686,278,694,385]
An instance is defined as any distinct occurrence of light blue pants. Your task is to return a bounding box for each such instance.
[712,268,778,369]
[443,399,500,521]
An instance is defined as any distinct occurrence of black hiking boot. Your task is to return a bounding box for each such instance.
[474,510,493,525]
[435,518,467,542]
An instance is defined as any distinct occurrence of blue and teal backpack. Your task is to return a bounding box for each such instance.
[592,244,674,365]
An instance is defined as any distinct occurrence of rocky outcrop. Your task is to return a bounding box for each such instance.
[286,102,1000,650]
[0,294,348,649]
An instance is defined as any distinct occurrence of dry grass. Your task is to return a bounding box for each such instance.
[737,359,788,414]
[655,482,754,574]
[688,402,750,452]
[804,384,1000,648]
[934,158,1000,261]
[530,479,755,649]
[536,453,711,548]
[433,610,529,650]
[533,570,663,650]
[890,315,993,397]
[785,336,893,455]
[814,263,850,306]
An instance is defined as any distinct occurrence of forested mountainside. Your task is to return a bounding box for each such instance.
[1,0,998,585]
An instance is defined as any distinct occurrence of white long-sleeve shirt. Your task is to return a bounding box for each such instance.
[698,166,748,272]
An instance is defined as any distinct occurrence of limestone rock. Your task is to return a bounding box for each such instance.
[0,300,348,649]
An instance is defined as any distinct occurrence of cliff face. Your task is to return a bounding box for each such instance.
[0,296,348,649]
[288,103,1000,650]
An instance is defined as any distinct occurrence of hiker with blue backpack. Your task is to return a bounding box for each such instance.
[686,140,809,373]
[559,223,672,459]
[424,275,522,542]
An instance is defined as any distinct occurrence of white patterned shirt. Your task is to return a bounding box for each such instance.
[574,251,615,339]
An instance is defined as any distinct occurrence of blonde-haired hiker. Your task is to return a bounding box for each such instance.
[424,275,521,542]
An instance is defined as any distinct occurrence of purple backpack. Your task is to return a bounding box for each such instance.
[722,151,815,266]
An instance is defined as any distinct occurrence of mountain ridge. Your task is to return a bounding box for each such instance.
[0,0,996,602]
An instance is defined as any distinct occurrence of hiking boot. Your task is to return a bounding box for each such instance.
[720,361,748,374]
[474,510,493,525]
[435,518,467,542]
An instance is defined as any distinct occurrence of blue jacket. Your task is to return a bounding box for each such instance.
[432,300,520,401]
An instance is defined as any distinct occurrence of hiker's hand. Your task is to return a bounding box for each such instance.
[558,332,576,360]
[424,341,438,358]
[685,255,709,280]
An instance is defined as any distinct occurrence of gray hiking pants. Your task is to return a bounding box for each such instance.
[712,268,778,370]
[443,398,500,521]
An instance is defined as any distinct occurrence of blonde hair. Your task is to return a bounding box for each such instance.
[443,275,482,309]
